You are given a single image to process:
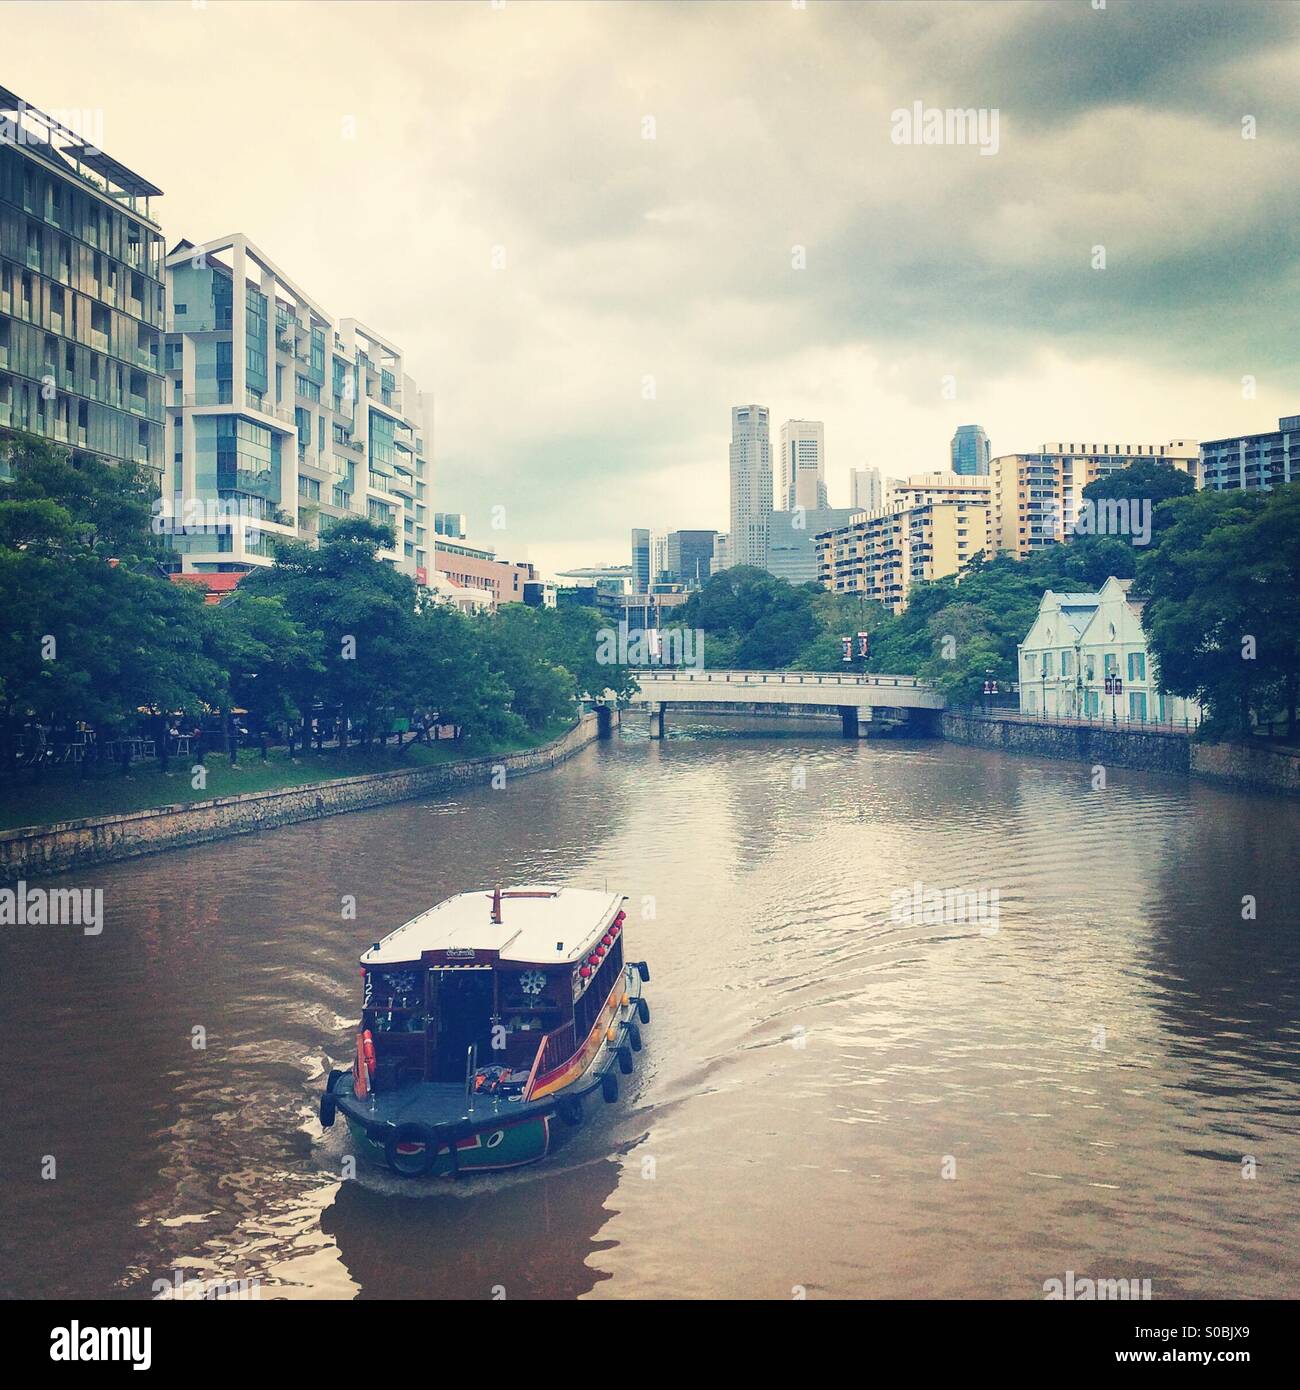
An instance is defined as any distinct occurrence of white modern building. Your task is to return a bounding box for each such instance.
[849,466,883,511]
[1017,577,1201,726]
[779,418,826,512]
[728,403,772,569]
[162,234,430,583]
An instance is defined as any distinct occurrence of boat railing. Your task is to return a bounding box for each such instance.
[523,1022,576,1101]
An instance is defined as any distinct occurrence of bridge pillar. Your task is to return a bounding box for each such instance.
[595,704,613,739]
[839,704,872,738]
[648,702,667,740]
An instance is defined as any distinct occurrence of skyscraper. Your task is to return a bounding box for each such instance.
[950,424,991,475]
[630,527,651,592]
[729,403,772,569]
[779,419,826,511]
[849,466,883,512]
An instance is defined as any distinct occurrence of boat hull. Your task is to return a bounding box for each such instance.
[343,1109,552,1177]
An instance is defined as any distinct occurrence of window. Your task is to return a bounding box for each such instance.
[1127,651,1146,682]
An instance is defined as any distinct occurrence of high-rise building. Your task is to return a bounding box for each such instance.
[768,506,857,585]
[990,440,1197,558]
[665,529,717,587]
[0,87,167,476]
[729,404,772,569]
[849,466,882,512]
[712,532,731,573]
[631,527,651,592]
[163,234,430,581]
[950,424,991,475]
[1200,416,1299,492]
[778,418,826,511]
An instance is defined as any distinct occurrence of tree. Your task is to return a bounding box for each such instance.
[1137,488,1278,737]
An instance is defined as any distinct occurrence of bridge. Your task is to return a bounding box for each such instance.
[627,670,944,738]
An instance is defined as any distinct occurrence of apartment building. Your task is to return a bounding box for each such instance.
[0,86,167,475]
[816,471,992,612]
[162,234,430,581]
[1199,415,1300,492]
[990,440,1197,558]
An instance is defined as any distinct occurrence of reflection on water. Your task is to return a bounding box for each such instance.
[2,712,1298,1299]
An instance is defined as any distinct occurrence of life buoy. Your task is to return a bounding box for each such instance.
[361,1029,377,1076]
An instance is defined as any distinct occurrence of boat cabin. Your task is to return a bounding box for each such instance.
[356,886,628,1099]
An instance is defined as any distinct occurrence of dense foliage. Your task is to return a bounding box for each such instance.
[666,464,1299,733]
[0,431,634,777]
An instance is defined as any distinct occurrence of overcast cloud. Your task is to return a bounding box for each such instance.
[9,0,1300,572]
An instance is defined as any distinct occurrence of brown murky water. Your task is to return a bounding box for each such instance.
[2,716,1299,1300]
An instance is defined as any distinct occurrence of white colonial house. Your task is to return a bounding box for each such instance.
[1017,577,1201,727]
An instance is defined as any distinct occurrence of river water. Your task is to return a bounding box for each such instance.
[2,715,1299,1300]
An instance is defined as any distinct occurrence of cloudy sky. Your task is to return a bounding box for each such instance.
[10,0,1300,573]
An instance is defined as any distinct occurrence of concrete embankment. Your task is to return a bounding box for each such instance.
[0,711,614,883]
[941,711,1300,796]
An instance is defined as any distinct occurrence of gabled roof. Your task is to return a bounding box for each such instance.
[362,886,625,967]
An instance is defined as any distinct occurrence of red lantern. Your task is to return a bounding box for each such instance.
[579,965,592,979]
[593,947,605,960]
[602,934,613,947]
[615,911,626,925]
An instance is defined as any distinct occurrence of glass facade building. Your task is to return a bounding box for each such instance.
[950,424,991,476]
[164,234,430,581]
[0,88,166,476]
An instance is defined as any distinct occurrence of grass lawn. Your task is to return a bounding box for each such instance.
[0,720,575,833]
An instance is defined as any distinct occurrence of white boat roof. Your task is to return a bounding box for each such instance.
[360,885,625,968]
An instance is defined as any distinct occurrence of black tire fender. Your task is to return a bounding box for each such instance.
[627,1022,642,1052]
[601,1071,619,1104]
[636,997,650,1025]
[385,1122,437,1177]
[557,1095,584,1127]
[617,1045,634,1075]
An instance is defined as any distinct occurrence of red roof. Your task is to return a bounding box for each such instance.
[169,572,245,605]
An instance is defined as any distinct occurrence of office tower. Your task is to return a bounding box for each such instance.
[779,418,826,511]
[950,424,991,475]
[665,529,717,587]
[768,506,857,585]
[849,466,882,512]
[163,234,430,581]
[0,87,166,476]
[631,527,651,592]
[729,403,772,569]
[1200,416,1299,492]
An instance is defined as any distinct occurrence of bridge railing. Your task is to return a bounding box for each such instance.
[633,669,934,689]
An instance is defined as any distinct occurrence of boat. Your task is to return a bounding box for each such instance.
[319,885,650,1178]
